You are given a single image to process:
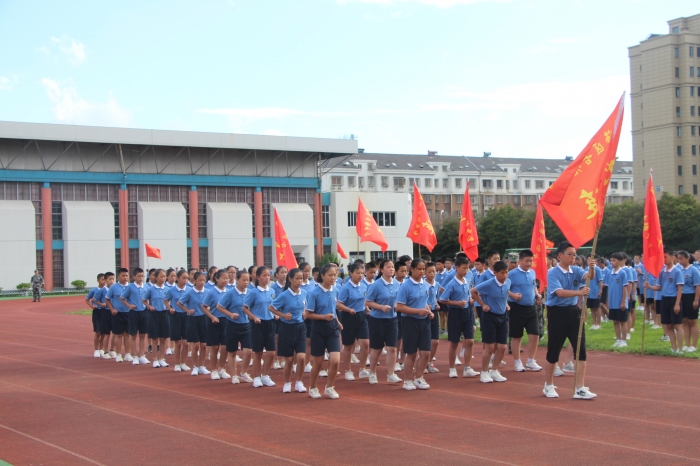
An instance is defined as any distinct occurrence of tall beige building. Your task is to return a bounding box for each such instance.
[629,13,700,201]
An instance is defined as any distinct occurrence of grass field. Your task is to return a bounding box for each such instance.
[66,309,93,315]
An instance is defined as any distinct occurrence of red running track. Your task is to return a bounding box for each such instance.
[1,296,699,465]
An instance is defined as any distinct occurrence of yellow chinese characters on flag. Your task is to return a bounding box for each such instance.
[539,94,625,248]
[356,198,388,252]
[458,184,479,261]
[273,208,298,270]
[530,204,548,292]
[406,183,437,252]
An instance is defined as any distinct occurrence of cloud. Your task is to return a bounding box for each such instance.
[38,36,86,65]
[41,78,132,126]
[199,106,348,128]
[0,76,18,90]
[337,0,509,7]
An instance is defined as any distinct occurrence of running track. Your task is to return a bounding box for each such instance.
[1,297,699,465]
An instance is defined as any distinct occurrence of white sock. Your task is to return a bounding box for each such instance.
[527,358,534,363]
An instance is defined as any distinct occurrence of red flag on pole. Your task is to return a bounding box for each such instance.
[531,204,549,292]
[643,171,664,278]
[406,183,437,252]
[458,184,479,261]
[539,94,625,248]
[145,243,161,259]
[336,242,348,260]
[545,238,555,249]
[274,208,298,270]
[356,198,388,252]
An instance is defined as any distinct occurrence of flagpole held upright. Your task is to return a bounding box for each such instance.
[573,228,600,395]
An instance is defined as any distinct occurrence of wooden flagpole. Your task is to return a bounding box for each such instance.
[573,228,599,395]
[640,297,646,356]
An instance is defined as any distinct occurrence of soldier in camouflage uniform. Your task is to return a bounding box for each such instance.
[30,270,44,302]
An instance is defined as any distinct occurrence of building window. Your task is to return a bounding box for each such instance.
[440,195,448,204]
[51,201,63,240]
[442,179,448,189]
[692,87,696,97]
[198,202,207,239]
[381,176,389,188]
[549,181,554,186]
[677,107,682,117]
[693,107,697,117]
[678,127,682,137]
[676,67,680,78]
[263,246,272,268]
[53,249,64,288]
[623,181,629,190]
[482,179,492,189]
[414,178,420,188]
[694,145,698,156]
[348,176,356,188]
[694,127,698,136]
[393,177,406,189]
[199,247,209,271]
[695,185,699,195]
[347,211,357,227]
[331,176,342,187]
[512,195,521,205]
[484,195,494,205]
[469,178,476,189]
[675,47,680,58]
[368,176,375,188]
[506,180,510,189]
[455,178,462,189]
[455,194,463,203]
[678,146,683,156]
[371,251,397,262]
[679,185,684,195]
[496,195,504,204]
[187,247,191,269]
[424,178,432,188]
[677,87,681,98]
[512,180,519,189]
[496,180,503,189]
[693,165,698,176]
[672,26,679,33]
[358,177,364,188]
[610,181,619,189]
[111,202,119,239]
[692,46,696,58]
[525,196,534,204]
[424,194,432,203]
[693,67,697,78]
[115,248,121,270]
[372,212,396,227]
[322,205,330,237]
[129,248,140,273]
[535,180,544,189]
[524,180,531,189]
[470,195,477,205]
[442,166,448,172]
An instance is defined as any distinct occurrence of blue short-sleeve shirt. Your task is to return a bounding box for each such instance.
[306,285,338,317]
[178,287,208,316]
[270,281,286,300]
[474,277,511,315]
[365,277,400,319]
[439,276,471,308]
[86,287,98,306]
[204,281,217,292]
[587,267,604,299]
[337,280,368,314]
[681,265,700,295]
[121,283,147,311]
[106,283,129,313]
[94,286,108,308]
[644,273,657,299]
[218,286,249,323]
[300,280,317,297]
[143,285,168,311]
[426,280,438,310]
[165,285,188,313]
[507,267,537,306]
[604,269,627,309]
[547,264,587,307]
[203,286,228,318]
[243,286,274,320]
[659,266,684,297]
[396,277,429,320]
[271,288,306,324]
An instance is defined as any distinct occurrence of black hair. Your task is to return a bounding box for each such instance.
[298,262,311,271]
[188,268,197,275]
[214,269,228,283]
[311,266,320,274]
[364,261,377,270]
[348,263,364,274]
[610,252,625,261]
[595,257,605,265]
[519,249,534,260]
[421,254,432,262]
[226,265,237,272]
[398,255,413,265]
[117,267,129,276]
[436,258,445,264]
[410,258,425,270]
[283,268,303,291]
[677,250,691,260]
[455,252,467,259]
[104,271,115,279]
[474,257,484,264]
[154,268,166,278]
[395,262,408,272]
[274,266,288,277]
[556,241,574,256]
[132,267,144,276]
[176,269,188,278]
[485,250,499,260]
[166,268,176,276]
[96,273,105,280]
[254,266,268,287]
[378,258,393,271]
[235,269,249,280]
[493,261,508,273]
[316,264,336,284]
[425,261,436,269]
[207,266,218,282]
[353,258,365,265]
[455,257,470,267]
[192,271,205,281]
[445,257,454,263]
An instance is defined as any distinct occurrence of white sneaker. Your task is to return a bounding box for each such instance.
[304,363,312,373]
[620,341,628,347]
[173,364,181,372]
[394,363,403,372]
[165,348,173,355]
[115,354,123,363]
[188,351,192,358]
[514,360,525,372]
[295,381,307,392]
[488,354,494,369]
[231,375,240,384]
[630,328,635,332]
[102,352,112,359]
[109,350,117,358]
[309,388,322,399]
[261,375,276,387]
[344,371,356,381]
[324,352,329,361]
[124,354,134,362]
[139,356,149,364]
[218,369,231,379]
[460,347,465,358]
[662,335,671,342]
[191,367,199,376]
[239,373,254,383]
[152,360,160,368]
[455,357,462,366]
[489,369,507,382]
[480,371,493,383]
[358,369,370,379]
[93,350,101,358]
[682,346,689,352]
[355,345,361,354]
[612,341,621,348]
[562,362,575,372]
[626,333,631,340]
[369,373,378,384]
[463,367,480,377]
[403,380,416,390]
[159,359,168,368]
[211,370,220,380]
[687,346,697,352]
[387,373,402,383]
[413,377,430,390]
[253,377,263,388]
[573,387,597,399]
[236,355,242,362]
[132,357,140,366]
[318,370,328,378]
[273,360,282,370]
[198,366,211,375]
[282,382,292,393]
[324,386,340,399]
[553,365,564,377]
[449,368,458,378]
[366,357,371,366]
[180,363,191,371]
[543,383,559,398]
[500,360,506,366]
[351,354,360,364]
[292,364,296,373]
[426,363,439,373]
[525,360,542,371]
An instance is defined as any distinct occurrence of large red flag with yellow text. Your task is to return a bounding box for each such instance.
[406,183,437,251]
[539,94,625,248]
[274,208,298,270]
[643,171,664,278]
[356,198,388,252]
[530,204,548,292]
[458,184,479,261]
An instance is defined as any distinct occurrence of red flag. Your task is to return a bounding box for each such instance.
[356,198,388,252]
[274,208,298,270]
[406,183,437,251]
[643,171,664,278]
[145,243,161,259]
[531,204,548,292]
[539,94,625,248]
[458,184,479,261]
[545,238,555,249]
[336,242,348,260]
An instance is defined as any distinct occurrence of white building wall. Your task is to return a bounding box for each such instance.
[137,202,187,270]
[272,203,315,267]
[0,201,36,291]
[206,203,253,268]
[330,192,413,263]
[62,201,115,288]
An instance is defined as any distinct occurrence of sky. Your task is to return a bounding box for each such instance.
[0,1,697,161]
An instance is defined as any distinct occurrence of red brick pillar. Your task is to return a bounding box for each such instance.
[119,185,129,271]
[41,184,53,291]
[189,187,199,269]
[254,188,264,266]
[315,191,323,259]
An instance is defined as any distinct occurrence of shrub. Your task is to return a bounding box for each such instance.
[71,280,87,290]
[17,283,31,290]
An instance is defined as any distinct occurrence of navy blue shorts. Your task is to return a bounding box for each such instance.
[545,305,586,364]
[660,296,683,325]
[225,320,252,352]
[396,311,403,340]
[310,319,341,357]
[480,311,509,345]
[304,318,313,337]
[205,318,226,346]
[681,293,699,320]
[186,315,207,343]
[401,316,431,354]
[508,302,538,338]
[600,286,609,305]
[609,308,628,322]
[447,306,475,343]
[430,312,439,340]
[339,310,369,345]
[147,311,169,340]
[169,312,187,341]
[98,309,112,335]
[277,322,307,357]
[586,298,600,309]
[475,305,483,321]
[128,311,148,336]
[92,309,100,332]
[251,319,276,353]
[111,312,129,335]
[368,316,398,349]
[655,299,662,315]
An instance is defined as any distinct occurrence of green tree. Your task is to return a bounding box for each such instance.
[431,216,461,259]
[596,200,644,256]
[657,193,700,252]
